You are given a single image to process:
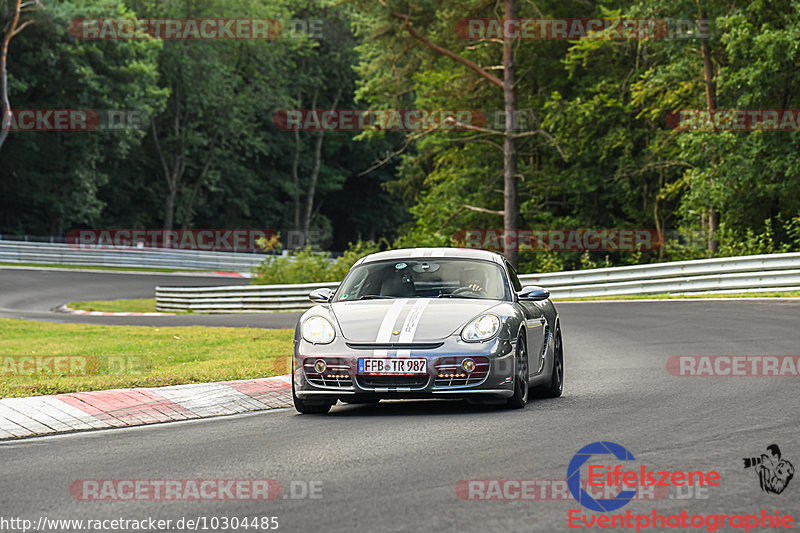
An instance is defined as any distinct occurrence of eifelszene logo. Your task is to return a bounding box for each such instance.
[567,441,721,512]
[743,444,794,495]
[568,441,638,512]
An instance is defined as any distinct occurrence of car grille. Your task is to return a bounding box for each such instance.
[345,342,444,351]
[303,358,353,389]
[434,356,490,388]
[356,376,430,389]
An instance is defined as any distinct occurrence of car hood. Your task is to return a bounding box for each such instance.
[330,298,502,343]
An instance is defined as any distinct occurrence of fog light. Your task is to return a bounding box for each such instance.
[462,358,476,373]
[314,359,327,373]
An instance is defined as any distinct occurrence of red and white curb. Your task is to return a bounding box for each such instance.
[0,375,292,440]
[211,271,248,278]
[55,304,176,317]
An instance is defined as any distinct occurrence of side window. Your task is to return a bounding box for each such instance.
[506,262,523,292]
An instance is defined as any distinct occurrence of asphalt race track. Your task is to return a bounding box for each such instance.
[2,266,800,531]
[0,267,301,328]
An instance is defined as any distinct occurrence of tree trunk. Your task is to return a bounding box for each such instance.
[707,210,718,251]
[292,129,301,230]
[502,0,519,267]
[0,0,33,151]
[179,130,220,228]
[163,190,175,232]
[151,115,185,231]
[698,1,719,252]
[301,87,341,238]
[655,171,664,261]
[301,131,325,237]
[381,5,516,260]
[292,90,302,231]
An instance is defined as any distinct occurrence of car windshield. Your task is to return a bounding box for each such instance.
[335,259,509,301]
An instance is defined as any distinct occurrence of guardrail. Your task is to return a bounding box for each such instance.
[0,240,268,272]
[155,252,800,312]
[156,282,340,313]
[517,252,800,298]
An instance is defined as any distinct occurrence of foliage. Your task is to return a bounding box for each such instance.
[0,0,405,247]
[4,0,800,273]
[251,239,384,284]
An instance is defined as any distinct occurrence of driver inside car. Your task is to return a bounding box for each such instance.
[460,268,488,295]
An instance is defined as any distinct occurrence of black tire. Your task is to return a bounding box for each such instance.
[540,327,564,398]
[292,379,334,414]
[506,334,529,409]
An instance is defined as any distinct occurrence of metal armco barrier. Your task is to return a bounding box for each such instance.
[156,282,340,313]
[155,252,800,312]
[0,240,267,272]
[517,252,800,298]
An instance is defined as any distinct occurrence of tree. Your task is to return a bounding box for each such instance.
[351,0,572,266]
[353,0,526,264]
[0,0,38,151]
[0,0,166,234]
[129,0,296,230]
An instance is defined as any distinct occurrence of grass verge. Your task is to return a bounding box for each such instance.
[554,290,800,302]
[0,261,213,273]
[0,318,293,398]
[68,298,159,313]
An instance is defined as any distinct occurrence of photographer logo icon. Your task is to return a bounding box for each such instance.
[743,444,794,495]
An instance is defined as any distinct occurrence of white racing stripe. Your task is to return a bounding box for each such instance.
[396,299,432,357]
[372,298,409,357]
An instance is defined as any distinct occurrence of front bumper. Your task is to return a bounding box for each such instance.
[293,335,516,401]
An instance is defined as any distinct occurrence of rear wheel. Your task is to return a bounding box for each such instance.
[292,378,334,414]
[506,335,529,409]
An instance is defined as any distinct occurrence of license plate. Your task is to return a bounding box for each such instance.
[358,358,427,375]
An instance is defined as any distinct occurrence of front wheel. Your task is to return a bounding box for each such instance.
[506,335,529,409]
[539,327,563,398]
[293,379,334,414]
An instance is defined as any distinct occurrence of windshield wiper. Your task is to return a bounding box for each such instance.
[354,294,395,300]
[436,293,479,299]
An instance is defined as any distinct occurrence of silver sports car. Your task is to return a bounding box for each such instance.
[292,247,563,413]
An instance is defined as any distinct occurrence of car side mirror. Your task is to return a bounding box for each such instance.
[308,287,334,304]
[517,285,550,301]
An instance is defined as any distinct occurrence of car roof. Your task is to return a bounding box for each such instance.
[357,247,506,266]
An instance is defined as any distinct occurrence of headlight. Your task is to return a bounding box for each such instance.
[302,316,335,344]
[461,314,501,342]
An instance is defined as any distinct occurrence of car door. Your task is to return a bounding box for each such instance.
[506,262,546,377]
